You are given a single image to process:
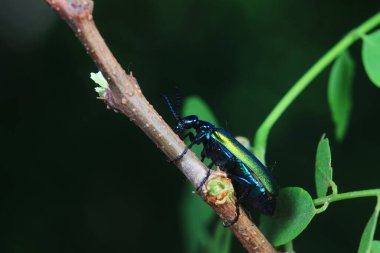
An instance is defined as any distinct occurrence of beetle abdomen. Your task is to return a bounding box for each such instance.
[211,129,277,195]
[231,162,276,216]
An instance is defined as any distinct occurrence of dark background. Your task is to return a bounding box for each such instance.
[1,0,379,252]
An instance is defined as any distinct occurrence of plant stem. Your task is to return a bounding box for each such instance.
[284,240,295,253]
[253,12,380,162]
[314,189,380,206]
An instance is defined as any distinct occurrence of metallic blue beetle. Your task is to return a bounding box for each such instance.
[163,95,277,225]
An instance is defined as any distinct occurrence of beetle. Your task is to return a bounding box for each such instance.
[162,95,277,226]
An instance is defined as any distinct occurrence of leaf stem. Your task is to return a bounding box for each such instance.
[253,12,380,162]
[314,189,380,206]
[314,201,329,214]
[284,240,295,253]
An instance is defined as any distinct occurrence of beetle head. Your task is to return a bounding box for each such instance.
[175,115,199,133]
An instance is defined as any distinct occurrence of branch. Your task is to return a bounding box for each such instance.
[44,1,276,252]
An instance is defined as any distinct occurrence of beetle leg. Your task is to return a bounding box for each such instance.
[200,149,206,162]
[171,132,205,162]
[180,131,195,141]
[170,147,190,163]
[195,161,214,192]
[223,175,252,227]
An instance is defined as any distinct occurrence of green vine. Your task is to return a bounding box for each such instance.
[253,12,380,162]
[254,12,380,252]
[314,189,380,207]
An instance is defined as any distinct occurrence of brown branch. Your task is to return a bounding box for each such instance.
[44,1,277,252]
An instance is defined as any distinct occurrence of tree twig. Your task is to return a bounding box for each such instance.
[44,1,277,252]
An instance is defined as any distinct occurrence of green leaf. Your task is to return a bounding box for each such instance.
[358,208,380,253]
[372,241,380,253]
[362,29,380,87]
[315,135,333,198]
[260,187,316,247]
[328,51,355,141]
[180,96,220,253]
[180,183,214,253]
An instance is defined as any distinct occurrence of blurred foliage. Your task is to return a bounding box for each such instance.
[328,51,355,142]
[0,0,379,253]
[180,96,229,253]
[358,204,380,253]
[362,30,380,87]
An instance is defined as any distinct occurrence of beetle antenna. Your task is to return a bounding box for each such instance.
[175,86,183,115]
[161,94,181,122]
